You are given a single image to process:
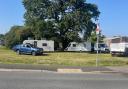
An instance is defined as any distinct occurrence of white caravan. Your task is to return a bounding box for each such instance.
[110,37,128,56]
[66,42,92,52]
[23,40,54,51]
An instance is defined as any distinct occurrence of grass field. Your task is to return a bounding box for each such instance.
[0,46,128,66]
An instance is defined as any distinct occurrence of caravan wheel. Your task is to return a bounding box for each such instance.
[79,50,82,52]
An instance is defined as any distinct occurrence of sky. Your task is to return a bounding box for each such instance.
[87,0,128,37]
[0,0,128,37]
[0,0,24,34]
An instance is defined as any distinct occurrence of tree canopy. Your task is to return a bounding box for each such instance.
[5,26,33,48]
[0,34,4,40]
[23,0,100,50]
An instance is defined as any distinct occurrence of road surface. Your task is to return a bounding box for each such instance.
[0,71,128,89]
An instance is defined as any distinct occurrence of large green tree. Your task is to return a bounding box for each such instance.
[23,0,100,50]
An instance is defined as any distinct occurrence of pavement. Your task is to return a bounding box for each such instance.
[107,66,128,74]
[0,63,128,74]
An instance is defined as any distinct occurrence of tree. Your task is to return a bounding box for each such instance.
[0,34,4,40]
[90,30,106,43]
[19,26,34,41]
[23,0,100,50]
[5,26,33,48]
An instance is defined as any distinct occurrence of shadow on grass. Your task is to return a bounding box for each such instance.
[17,53,50,56]
[42,53,50,56]
[112,55,128,57]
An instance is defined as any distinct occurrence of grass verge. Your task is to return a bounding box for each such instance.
[0,46,128,66]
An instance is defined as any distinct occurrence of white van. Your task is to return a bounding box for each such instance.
[110,37,128,56]
[94,43,110,53]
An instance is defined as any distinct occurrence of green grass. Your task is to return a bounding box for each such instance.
[0,46,128,66]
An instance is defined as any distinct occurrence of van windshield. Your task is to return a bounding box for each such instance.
[99,44,106,47]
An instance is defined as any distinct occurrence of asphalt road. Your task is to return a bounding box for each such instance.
[0,71,128,89]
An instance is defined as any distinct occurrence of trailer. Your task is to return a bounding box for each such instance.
[65,42,92,52]
[110,37,128,56]
[23,40,54,51]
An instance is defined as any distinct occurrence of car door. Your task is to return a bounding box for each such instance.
[25,44,32,54]
[20,44,31,54]
[20,44,26,53]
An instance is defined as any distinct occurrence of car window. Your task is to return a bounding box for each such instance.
[26,45,31,48]
[23,44,26,47]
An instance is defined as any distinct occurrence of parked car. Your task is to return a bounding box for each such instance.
[94,43,110,53]
[12,44,43,56]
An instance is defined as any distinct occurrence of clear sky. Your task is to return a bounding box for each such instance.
[0,0,128,37]
[87,0,128,37]
[0,0,24,34]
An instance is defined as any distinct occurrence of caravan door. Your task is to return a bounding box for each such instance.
[71,43,78,51]
[34,41,37,47]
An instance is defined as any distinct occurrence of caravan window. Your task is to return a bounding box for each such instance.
[72,44,76,47]
[42,43,47,46]
[67,44,71,47]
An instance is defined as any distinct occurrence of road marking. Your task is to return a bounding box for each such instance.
[57,69,82,73]
[0,69,56,73]
[0,69,41,72]
[0,68,118,74]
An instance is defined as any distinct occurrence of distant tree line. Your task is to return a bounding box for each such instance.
[0,34,4,40]
[4,26,33,48]
[4,0,104,49]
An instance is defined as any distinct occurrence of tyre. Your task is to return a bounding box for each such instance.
[32,51,36,56]
[80,50,82,52]
[111,54,115,57]
[105,49,110,53]
[111,53,117,57]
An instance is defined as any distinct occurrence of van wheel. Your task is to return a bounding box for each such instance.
[17,50,21,55]
[32,51,36,56]
[105,49,110,53]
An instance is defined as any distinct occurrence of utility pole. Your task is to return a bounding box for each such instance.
[96,24,100,67]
